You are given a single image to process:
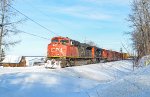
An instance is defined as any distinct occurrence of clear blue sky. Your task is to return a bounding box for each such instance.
[7,0,131,56]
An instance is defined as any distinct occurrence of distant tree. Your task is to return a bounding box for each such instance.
[128,0,150,58]
[87,41,97,46]
[0,0,23,60]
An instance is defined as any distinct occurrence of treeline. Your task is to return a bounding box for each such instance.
[129,0,150,58]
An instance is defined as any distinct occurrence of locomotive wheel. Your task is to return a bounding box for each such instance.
[87,60,91,64]
[70,60,75,66]
[66,62,70,67]
[66,59,71,67]
[60,60,66,68]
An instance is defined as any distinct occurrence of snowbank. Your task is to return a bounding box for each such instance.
[1,60,149,97]
[92,64,150,97]
[138,55,150,66]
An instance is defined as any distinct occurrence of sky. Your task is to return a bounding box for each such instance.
[7,0,131,56]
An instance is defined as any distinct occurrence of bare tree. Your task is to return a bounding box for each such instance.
[87,41,97,46]
[128,0,150,59]
[0,0,23,60]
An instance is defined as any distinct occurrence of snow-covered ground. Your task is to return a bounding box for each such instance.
[0,60,149,97]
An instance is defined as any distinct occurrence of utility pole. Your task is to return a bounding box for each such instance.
[120,48,123,60]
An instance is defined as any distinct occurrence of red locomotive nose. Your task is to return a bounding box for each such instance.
[47,36,79,59]
[47,43,67,58]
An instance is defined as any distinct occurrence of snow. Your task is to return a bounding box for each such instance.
[25,57,45,66]
[93,65,150,97]
[2,55,22,63]
[0,60,150,97]
[138,55,150,66]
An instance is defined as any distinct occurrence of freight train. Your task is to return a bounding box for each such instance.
[45,36,129,68]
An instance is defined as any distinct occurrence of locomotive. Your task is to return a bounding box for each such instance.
[45,36,128,68]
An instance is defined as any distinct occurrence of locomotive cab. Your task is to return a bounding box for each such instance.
[47,36,79,59]
[47,37,70,58]
[51,37,70,45]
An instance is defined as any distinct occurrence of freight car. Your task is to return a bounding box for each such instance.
[45,36,128,68]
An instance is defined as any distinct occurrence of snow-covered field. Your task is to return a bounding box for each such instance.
[0,60,150,97]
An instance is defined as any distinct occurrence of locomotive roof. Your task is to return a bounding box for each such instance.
[52,36,102,50]
[52,36,70,40]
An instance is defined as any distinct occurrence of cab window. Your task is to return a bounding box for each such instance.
[60,40,69,44]
[51,39,59,43]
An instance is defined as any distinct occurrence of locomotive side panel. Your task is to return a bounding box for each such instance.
[66,46,79,58]
[78,45,92,58]
[107,50,112,61]
[101,49,108,60]
[92,47,95,58]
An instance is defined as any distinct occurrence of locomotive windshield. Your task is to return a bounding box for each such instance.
[51,39,59,43]
[60,40,69,43]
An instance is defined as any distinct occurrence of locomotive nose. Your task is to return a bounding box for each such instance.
[47,44,66,57]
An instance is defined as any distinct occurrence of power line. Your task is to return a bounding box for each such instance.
[21,31,50,40]
[7,4,59,36]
